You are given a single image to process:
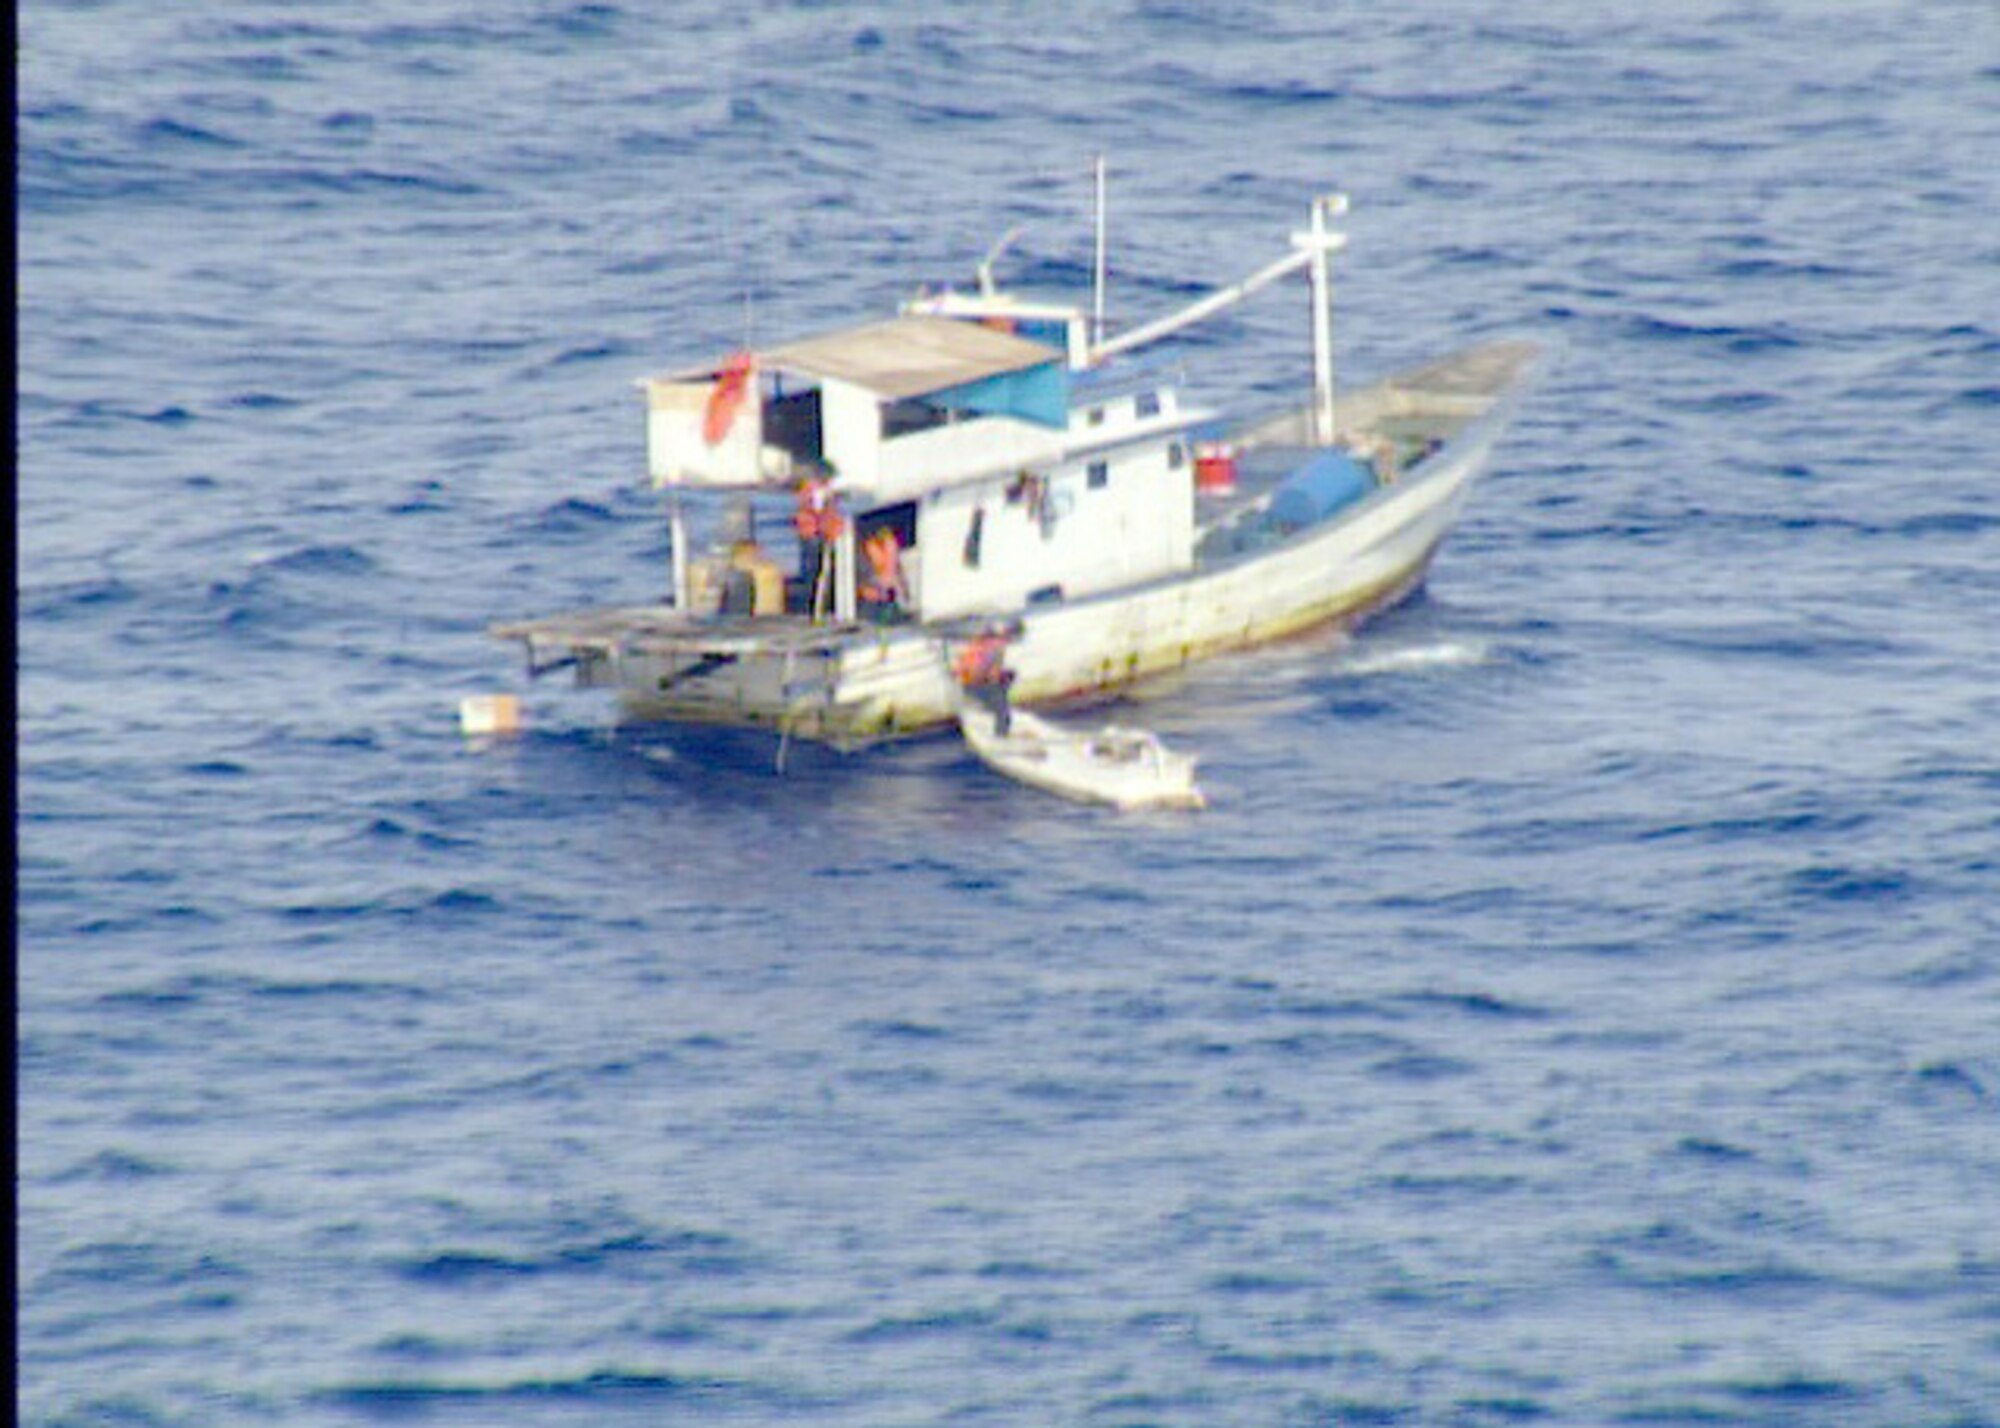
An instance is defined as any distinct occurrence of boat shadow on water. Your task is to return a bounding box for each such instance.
[499,705,1216,831]
[550,720,1055,824]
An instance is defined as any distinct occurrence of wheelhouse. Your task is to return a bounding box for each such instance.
[641,305,1213,626]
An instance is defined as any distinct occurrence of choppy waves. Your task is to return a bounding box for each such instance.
[19,0,2000,1424]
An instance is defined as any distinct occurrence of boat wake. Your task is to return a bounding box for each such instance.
[1331,638,1491,678]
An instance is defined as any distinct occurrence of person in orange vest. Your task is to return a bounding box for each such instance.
[859,526,905,620]
[953,625,1016,735]
[792,473,845,609]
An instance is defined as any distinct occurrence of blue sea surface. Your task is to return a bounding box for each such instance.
[17,1,2000,1424]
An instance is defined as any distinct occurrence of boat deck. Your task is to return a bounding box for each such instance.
[491,604,866,672]
[1234,338,1540,449]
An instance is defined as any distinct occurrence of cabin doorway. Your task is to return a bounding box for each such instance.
[857,501,919,622]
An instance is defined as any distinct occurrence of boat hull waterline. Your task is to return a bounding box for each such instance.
[495,340,1537,750]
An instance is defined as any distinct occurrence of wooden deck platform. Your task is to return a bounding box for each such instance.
[491,604,867,674]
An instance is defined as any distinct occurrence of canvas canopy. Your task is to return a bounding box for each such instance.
[763,316,1062,404]
[644,315,1071,490]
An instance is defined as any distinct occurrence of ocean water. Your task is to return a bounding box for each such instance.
[17,1,2000,1424]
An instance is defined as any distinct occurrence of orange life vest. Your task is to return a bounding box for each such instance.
[793,478,844,542]
[954,634,1007,687]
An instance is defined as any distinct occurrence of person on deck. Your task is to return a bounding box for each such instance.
[792,473,845,615]
[859,526,906,621]
[953,626,1016,736]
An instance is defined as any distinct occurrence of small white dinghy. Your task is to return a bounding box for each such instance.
[958,703,1206,811]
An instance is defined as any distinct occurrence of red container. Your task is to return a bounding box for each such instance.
[1194,442,1238,494]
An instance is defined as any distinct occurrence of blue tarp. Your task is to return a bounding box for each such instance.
[929,362,1069,429]
[1269,449,1375,530]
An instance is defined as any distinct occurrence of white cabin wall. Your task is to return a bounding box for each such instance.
[645,378,763,486]
[872,417,1065,506]
[910,484,1013,620]
[1056,445,1194,598]
[1067,387,1177,436]
[910,437,1193,621]
[820,378,881,483]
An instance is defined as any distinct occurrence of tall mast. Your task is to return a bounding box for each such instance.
[1294,192,1349,445]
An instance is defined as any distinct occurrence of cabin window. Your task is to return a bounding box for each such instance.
[963,507,984,568]
[1087,461,1110,490]
[1136,391,1161,419]
[764,386,825,469]
[1087,406,1105,427]
[1167,442,1186,469]
[882,396,952,440]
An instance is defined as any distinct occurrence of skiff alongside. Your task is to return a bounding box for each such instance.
[958,705,1205,812]
[494,187,1541,750]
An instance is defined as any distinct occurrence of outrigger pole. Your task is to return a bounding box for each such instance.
[1086,192,1349,445]
[1088,245,1312,362]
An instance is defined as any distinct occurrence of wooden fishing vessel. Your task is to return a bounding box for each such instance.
[494,183,1541,751]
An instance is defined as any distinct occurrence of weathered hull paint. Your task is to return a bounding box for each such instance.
[610,421,1489,749]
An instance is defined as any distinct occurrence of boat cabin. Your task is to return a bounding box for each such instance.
[641,304,1211,626]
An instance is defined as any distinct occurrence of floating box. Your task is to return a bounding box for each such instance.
[458,694,523,737]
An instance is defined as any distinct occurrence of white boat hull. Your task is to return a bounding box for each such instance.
[607,411,1487,744]
[959,705,1205,811]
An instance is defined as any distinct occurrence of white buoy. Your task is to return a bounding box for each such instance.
[458,694,523,738]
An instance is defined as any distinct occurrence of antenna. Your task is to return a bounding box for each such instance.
[1092,154,1108,347]
[977,225,1026,296]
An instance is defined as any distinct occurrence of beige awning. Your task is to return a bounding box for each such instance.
[761,315,1061,400]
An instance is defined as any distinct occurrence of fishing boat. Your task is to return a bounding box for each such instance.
[959,703,1206,811]
[494,180,1541,751]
